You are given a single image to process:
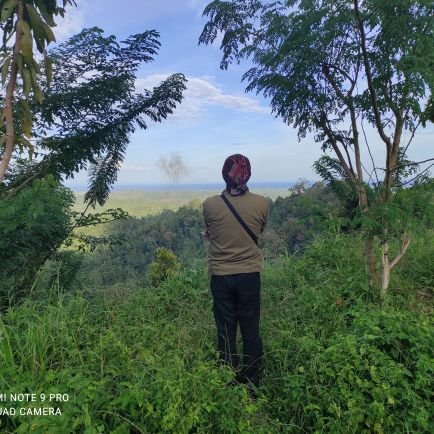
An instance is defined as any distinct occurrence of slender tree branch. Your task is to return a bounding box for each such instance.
[402,120,421,157]
[74,217,124,228]
[322,64,365,186]
[413,158,434,165]
[342,143,355,176]
[390,233,411,270]
[379,82,401,119]
[3,157,48,198]
[385,110,404,197]
[360,118,380,185]
[399,163,434,187]
[353,0,392,150]
[319,114,358,184]
[5,171,38,198]
[347,140,373,182]
[326,64,355,90]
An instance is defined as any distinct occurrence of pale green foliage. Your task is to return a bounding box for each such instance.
[149,247,181,286]
[0,0,75,162]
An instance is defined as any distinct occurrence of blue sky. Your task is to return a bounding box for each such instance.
[58,0,433,186]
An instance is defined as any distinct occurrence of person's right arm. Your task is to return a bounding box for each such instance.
[202,200,210,240]
[260,199,270,233]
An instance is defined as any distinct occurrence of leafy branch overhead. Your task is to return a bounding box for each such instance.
[3,27,187,205]
[0,0,76,181]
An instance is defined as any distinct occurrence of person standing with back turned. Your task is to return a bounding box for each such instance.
[202,154,270,388]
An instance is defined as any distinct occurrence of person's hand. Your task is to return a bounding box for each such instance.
[202,228,210,240]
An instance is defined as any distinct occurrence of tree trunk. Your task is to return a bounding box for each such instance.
[380,240,390,299]
[380,232,411,298]
[365,235,379,289]
[358,183,380,289]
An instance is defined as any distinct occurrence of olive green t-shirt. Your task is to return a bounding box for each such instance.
[202,191,270,275]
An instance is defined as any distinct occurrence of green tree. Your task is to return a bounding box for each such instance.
[200,0,434,296]
[77,205,206,289]
[0,158,129,307]
[3,27,187,206]
[0,0,76,181]
[267,181,341,254]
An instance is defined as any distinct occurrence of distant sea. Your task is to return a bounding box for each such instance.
[70,181,296,192]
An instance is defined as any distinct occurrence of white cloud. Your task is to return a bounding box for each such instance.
[187,0,210,17]
[52,2,86,43]
[135,74,267,122]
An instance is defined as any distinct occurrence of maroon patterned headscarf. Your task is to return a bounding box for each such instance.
[222,154,251,196]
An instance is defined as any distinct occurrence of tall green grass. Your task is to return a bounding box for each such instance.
[0,232,432,433]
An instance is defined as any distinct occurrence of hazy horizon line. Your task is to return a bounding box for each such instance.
[68,180,314,192]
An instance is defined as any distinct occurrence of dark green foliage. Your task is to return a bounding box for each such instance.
[394,229,434,291]
[76,183,341,287]
[313,156,360,218]
[0,269,272,433]
[261,232,433,433]
[200,0,433,141]
[425,97,434,123]
[352,178,434,241]
[77,205,207,288]
[273,308,433,433]
[1,26,186,305]
[265,181,342,254]
[75,181,432,291]
[36,251,84,294]
[316,159,434,235]
[0,176,73,307]
[0,161,128,307]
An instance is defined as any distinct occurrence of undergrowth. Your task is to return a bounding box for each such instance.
[0,232,432,433]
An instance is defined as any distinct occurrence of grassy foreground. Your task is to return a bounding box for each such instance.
[0,233,433,433]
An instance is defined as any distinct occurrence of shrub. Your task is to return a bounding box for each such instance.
[271,307,433,433]
[0,233,432,433]
[0,272,272,433]
[149,247,181,286]
[0,177,74,308]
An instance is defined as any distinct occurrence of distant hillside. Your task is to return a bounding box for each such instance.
[73,188,292,218]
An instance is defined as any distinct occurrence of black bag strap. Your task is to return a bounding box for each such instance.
[220,193,258,245]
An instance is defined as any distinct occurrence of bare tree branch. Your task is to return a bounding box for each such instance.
[402,120,421,157]
[360,118,380,185]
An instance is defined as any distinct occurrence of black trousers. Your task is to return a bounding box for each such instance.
[210,272,263,385]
